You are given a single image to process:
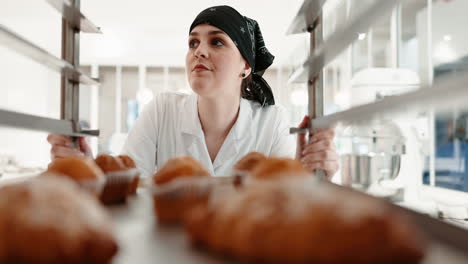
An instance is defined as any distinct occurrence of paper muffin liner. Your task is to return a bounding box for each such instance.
[128,175,140,195]
[100,168,139,205]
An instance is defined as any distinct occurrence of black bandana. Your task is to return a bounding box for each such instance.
[189,5,275,106]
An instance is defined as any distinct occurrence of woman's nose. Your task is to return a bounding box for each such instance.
[194,43,208,58]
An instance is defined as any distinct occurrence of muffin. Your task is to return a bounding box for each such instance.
[249,157,310,181]
[185,179,426,264]
[95,154,135,205]
[0,174,118,264]
[95,154,126,172]
[153,156,212,224]
[232,152,267,186]
[154,156,211,185]
[117,155,139,195]
[233,152,266,172]
[46,156,105,195]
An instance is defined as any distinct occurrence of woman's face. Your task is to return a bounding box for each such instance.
[186,24,250,99]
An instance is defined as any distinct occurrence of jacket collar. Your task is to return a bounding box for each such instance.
[233,97,253,139]
[180,93,203,138]
[180,94,254,172]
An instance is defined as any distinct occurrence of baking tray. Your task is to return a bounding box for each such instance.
[109,188,468,264]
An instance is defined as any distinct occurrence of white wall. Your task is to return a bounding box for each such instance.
[1,0,306,67]
[0,46,61,168]
[431,0,468,65]
[0,0,64,168]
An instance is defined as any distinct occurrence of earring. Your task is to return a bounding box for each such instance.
[241,73,246,78]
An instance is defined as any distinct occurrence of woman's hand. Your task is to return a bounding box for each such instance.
[47,134,93,160]
[296,116,339,180]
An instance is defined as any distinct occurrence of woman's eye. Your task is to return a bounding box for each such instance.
[212,39,224,46]
[189,39,199,48]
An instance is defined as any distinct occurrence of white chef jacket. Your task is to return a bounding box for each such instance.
[121,92,296,177]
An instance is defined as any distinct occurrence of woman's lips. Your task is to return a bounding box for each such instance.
[193,64,210,72]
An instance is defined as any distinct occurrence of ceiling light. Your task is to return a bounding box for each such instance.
[358,33,366,41]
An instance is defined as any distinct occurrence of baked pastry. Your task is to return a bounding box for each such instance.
[233,152,266,172]
[153,156,212,224]
[95,154,134,205]
[249,157,310,180]
[154,156,211,185]
[0,174,118,264]
[47,156,105,181]
[95,154,126,172]
[117,154,136,168]
[117,155,139,195]
[185,179,426,264]
[232,152,267,187]
[46,156,105,195]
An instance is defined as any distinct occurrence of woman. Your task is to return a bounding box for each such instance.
[47,5,339,178]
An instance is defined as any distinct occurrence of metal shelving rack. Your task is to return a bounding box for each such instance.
[286,0,468,259]
[287,0,468,131]
[0,0,100,137]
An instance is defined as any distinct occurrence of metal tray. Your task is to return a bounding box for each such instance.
[109,189,468,264]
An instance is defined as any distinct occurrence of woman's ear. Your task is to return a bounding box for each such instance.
[243,61,252,77]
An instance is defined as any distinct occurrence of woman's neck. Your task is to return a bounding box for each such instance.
[197,95,240,138]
